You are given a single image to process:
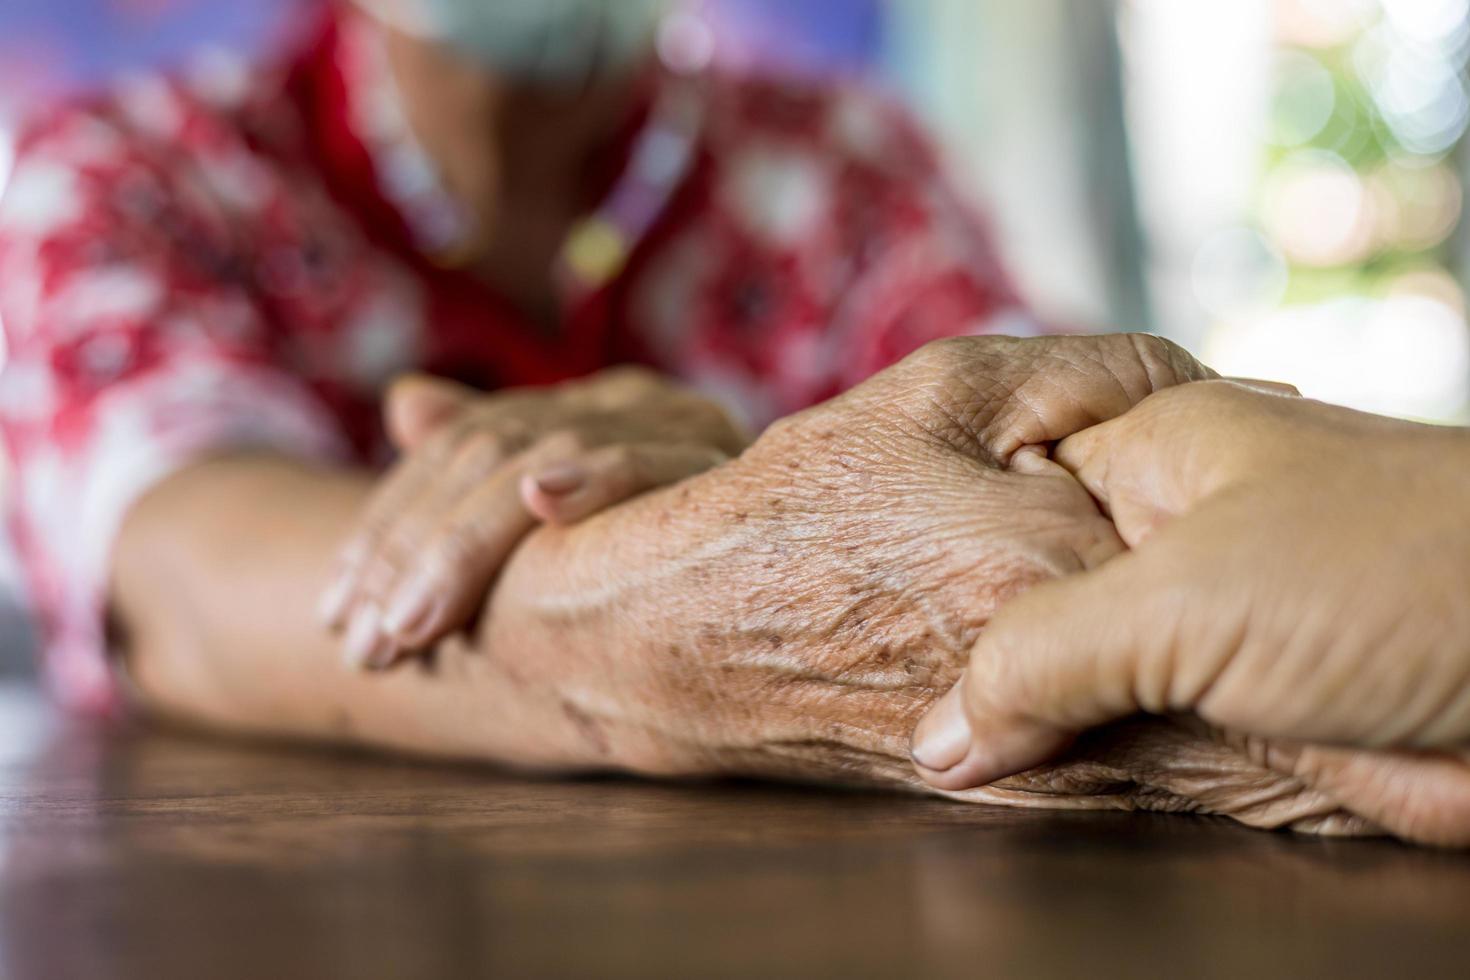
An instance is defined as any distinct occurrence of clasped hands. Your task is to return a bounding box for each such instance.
[318,335,1470,845]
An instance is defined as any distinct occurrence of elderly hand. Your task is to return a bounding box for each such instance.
[910,380,1470,845]
[320,367,748,668]
[465,336,1397,829]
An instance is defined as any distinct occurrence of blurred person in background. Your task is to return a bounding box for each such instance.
[0,0,1458,843]
[0,0,1030,709]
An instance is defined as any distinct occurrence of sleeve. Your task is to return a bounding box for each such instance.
[0,105,350,714]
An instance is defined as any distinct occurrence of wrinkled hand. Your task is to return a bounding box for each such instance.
[464,336,1377,831]
[911,380,1470,845]
[320,367,748,668]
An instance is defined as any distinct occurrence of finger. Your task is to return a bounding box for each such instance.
[1258,738,1470,848]
[339,428,528,668]
[983,333,1218,462]
[1006,447,1128,572]
[372,431,592,658]
[1048,412,1177,548]
[911,544,1208,791]
[385,374,479,451]
[520,443,729,524]
[1052,380,1289,547]
[319,417,506,630]
[318,450,446,631]
[375,467,541,657]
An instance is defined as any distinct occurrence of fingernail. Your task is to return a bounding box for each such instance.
[911,685,974,773]
[342,603,387,670]
[533,463,586,496]
[317,570,353,627]
[382,575,437,639]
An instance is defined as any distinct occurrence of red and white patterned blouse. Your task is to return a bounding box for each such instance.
[0,7,1034,713]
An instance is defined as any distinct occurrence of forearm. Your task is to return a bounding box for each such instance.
[112,452,765,770]
[113,455,594,764]
[113,332,1200,777]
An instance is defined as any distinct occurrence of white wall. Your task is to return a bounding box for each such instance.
[887,0,1117,330]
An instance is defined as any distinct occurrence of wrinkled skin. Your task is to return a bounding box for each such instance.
[442,336,1414,837]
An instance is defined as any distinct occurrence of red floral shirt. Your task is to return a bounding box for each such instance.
[0,9,1035,713]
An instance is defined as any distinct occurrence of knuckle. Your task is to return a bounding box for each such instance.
[1121,332,1174,360]
[379,514,435,561]
[604,364,661,388]
[889,338,1009,434]
[357,548,405,597]
[1122,332,1210,388]
[345,505,405,560]
[908,336,984,374]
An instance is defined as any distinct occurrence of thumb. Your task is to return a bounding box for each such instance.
[1055,379,1305,548]
[911,546,1196,790]
[385,374,477,451]
[521,442,729,524]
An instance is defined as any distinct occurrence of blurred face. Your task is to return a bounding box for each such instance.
[380,24,505,232]
[361,0,665,247]
[357,0,665,86]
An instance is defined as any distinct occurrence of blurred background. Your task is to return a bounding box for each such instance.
[2,0,1469,667]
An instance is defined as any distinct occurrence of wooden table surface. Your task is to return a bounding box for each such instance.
[1,685,1468,979]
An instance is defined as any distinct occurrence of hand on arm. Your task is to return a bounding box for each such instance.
[319,367,749,668]
[116,334,1191,761]
[384,336,1441,837]
[120,335,1418,835]
[113,453,662,763]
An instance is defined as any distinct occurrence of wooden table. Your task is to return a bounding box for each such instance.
[1,685,1467,979]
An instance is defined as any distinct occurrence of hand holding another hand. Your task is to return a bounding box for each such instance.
[453,336,1383,830]
[912,381,1470,845]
